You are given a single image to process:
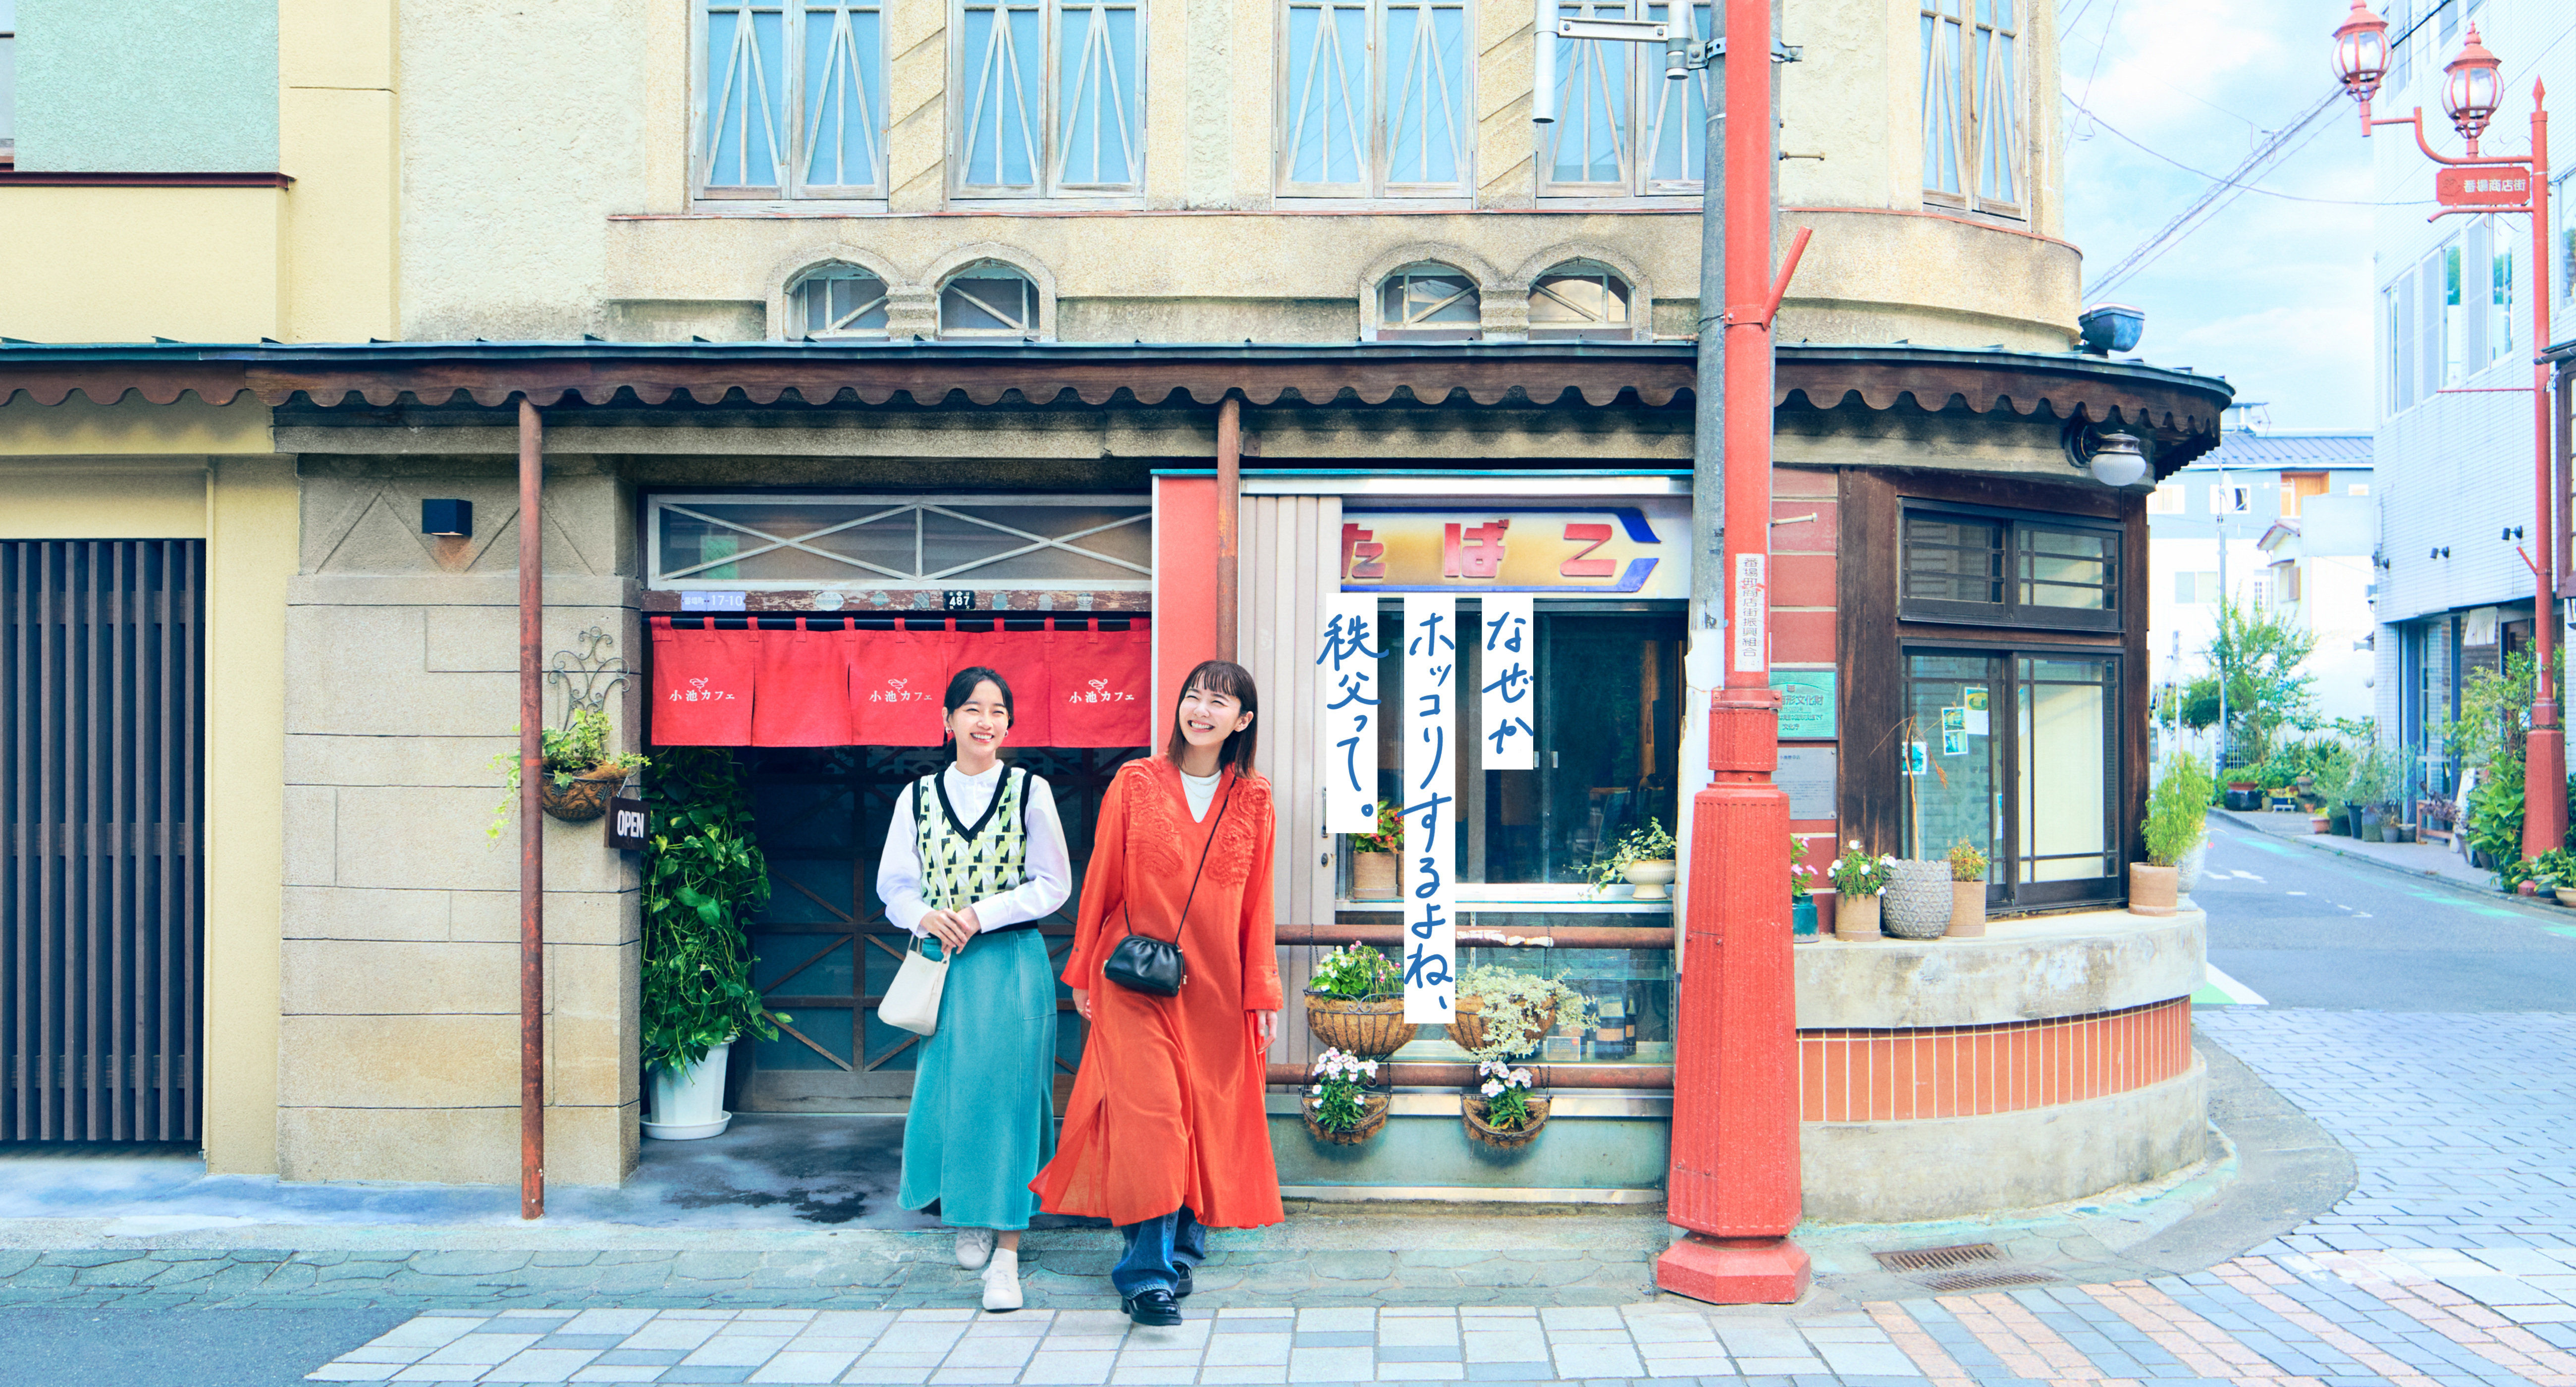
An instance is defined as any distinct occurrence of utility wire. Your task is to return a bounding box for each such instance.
[2082,88,2346,301]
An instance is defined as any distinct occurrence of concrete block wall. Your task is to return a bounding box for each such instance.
[280,454,642,1186]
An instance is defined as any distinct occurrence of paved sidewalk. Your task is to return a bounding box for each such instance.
[2216,808,2507,899]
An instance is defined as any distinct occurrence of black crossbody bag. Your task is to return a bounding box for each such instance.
[1104,774,1235,997]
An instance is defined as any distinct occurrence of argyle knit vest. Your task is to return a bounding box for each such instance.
[914,766,1033,913]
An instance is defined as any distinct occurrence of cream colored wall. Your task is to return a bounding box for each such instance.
[0,398,276,456]
[281,0,401,342]
[0,188,287,342]
[280,457,640,1186]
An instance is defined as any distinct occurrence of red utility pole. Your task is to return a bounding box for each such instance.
[519,397,547,1220]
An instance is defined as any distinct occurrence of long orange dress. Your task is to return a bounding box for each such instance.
[1031,757,1285,1230]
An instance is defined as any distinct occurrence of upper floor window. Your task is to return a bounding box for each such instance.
[790,264,890,338]
[1376,264,1480,339]
[1541,1,1708,196]
[1901,503,2121,633]
[1278,0,1472,198]
[1,0,18,159]
[953,0,1144,197]
[1921,0,2021,217]
[1528,262,1634,340]
[940,264,1043,338]
[697,0,888,200]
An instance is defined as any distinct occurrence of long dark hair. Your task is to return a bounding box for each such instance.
[942,666,1014,745]
[1164,659,1259,774]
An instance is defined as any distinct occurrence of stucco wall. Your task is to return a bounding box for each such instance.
[0,187,287,342]
[12,0,281,172]
[279,455,642,1185]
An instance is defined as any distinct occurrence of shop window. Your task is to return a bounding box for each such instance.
[787,263,890,337]
[938,264,1042,338]
[647,493,1150,591]
[697,0,889,200]
[953,0,1144,197]
[1920,0,2021,217]
[1904,650,2119,907]
[1539,0,1710,197]
[1527,263,1634,340]
[1277,0,1472,198]
[1376,263,1481,339]
[1900,503,2121,633]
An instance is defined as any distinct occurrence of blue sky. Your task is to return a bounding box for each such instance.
[2057,0,2375,429]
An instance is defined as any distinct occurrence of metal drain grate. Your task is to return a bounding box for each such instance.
[1916,1269,2065,1292]
[1872,1242,2005,1273]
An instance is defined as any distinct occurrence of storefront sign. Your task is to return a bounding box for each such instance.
[1479,594,1535,770]
[1775,747,1836,822]
[607,796,648,851]
[1772,670,1835,740]
[2435,168,2531,209]
[1732,554,1767,674]
[1339,502,1687,596]
[1316,593,1384,833]
[1401,594,1458,1024]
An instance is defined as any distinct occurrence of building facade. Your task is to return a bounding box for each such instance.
[2363,0,2576,811]
[1,0,2224,1221]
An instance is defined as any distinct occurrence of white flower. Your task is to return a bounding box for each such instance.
[1826,858,1842,873]
[1879,854,1897,866]
[1362,1060,1379,1077]
[1512,1068,1533,1085]
[1311,1084,1323,1095]
[1481,1079,1503,1097]
[1847,839,1862,851]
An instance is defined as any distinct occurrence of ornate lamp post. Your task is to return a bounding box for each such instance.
[2335,13,2562,856]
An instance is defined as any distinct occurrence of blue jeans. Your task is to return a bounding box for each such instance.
[1112,1206,1206,1297]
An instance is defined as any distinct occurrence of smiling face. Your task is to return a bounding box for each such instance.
[1175,681,1254,757]
[944,679,1012,768]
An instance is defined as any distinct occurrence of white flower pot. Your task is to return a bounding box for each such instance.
[643,1041,733,1140]
[1623,859,1678,901]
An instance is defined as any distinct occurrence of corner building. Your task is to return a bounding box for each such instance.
[0,0,2226,1221]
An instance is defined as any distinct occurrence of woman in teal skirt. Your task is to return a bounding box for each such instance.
[877,666,1071,1311]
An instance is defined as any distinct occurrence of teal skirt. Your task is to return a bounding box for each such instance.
[897,926,1059,1230]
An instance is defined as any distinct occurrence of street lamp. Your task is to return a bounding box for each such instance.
[2335,20,2563,856]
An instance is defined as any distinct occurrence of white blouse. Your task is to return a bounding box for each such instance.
[876,762,1073,938]
[1181,768,1221,822]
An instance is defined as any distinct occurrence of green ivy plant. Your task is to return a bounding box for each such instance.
[1305,941,1400,1001]
[640,747,785,1072]
[1453,964,1593,1064]
[484,707,649,843]
[1581,818,1679,894]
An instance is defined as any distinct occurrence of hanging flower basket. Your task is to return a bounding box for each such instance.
[1444,997,1559,1056]
[1304,993,1413,1058]
[1301,1091,1391,1145]
[539,765,629,823]
[1461,1094,1551,1150]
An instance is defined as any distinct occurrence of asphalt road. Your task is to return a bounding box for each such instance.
[0,1308,408,1387]
[2198,813,2576,1011]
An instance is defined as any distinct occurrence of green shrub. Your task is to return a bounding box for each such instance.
[641,748,784,1072]
[2144,755,2214,867]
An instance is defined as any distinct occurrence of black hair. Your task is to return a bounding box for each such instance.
[943,666,1014,732]
[1164,659,1260,773]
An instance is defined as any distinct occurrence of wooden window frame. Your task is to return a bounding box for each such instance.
[1275,0,1474,200]
[1919,0,2024,218]
[1899,642,2125,911]
[1537,0,1710,199]
[1900,499,2122,634]
[694,0,891,202]
[950,0,1147,200]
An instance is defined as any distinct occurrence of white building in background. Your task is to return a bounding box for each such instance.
[2363,0,2576,810]
[2146,427,2375,765]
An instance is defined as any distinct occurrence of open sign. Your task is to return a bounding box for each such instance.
[607,797,648,852]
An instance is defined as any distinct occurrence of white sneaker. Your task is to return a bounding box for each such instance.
[981,1247,1022,1312]
[955,1227,996,1270]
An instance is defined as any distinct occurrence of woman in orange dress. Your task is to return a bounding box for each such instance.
[1031,659,1282,1326]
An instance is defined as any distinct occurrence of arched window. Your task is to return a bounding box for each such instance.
[939,264,1042,338]
[1376,263,1481,340]
[788,264,891,337]
[1528,262,1633,341]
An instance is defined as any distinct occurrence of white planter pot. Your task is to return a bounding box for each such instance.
[643,1040,733,1141]
[1623,859,1678,901]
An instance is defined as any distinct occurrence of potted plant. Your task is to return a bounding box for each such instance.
[1449,964,1591,1058]
[1300,1047,1390,1145]
[1825,844,1893,940]
[2135,754,2213,917]
[640,748,784,1140]
[1584,819,1680,900]
[1790,836,1820,941]
[1945,839,1988,938]
[486,706,649,839]
[1882,856,1952,939]
[1347,800,1401,901]
[1462,1059,1548,1149]
[1303,941,1411,1058]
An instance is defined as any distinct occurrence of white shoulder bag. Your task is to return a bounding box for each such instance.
[879,931,957,1037]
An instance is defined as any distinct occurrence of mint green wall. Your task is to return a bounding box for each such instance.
[13,0,277,171]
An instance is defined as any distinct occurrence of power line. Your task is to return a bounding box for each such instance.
[2068,95,2407,206]
[2081,87,2347,301]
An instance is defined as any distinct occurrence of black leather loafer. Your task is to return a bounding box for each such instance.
[1175,1263,1194,1299]
[1122,1286,1182,1327]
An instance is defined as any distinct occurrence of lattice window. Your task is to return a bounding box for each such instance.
[697,0,888,199]
[1376,263,1481,339]
[789,264,890,337]
[939,265,1043,338]
[1527,262,1634,340]
[1278,0,1472,198]
[1921,0,2021,216]
[1541,0,1709,196]
[648,494,1152,591]
[954,0,1144,197]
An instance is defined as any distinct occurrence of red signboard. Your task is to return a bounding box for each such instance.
[2437,167,2532,208]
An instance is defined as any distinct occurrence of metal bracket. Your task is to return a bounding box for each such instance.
[1689,38,1803,66]
[546,626,633,726]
